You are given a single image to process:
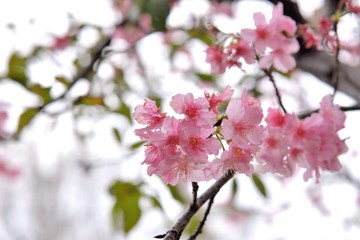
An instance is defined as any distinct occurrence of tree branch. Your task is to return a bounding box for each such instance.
[188,196,215,240]
[298,104,360,119]
[191,182,199,210]
[160,171,234,240]
[263,68,287,114]
[38,36,112,112]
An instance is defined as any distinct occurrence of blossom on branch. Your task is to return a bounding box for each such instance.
[134,87,348,185]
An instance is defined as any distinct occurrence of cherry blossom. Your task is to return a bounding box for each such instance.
[241,12,272,54]
[170,92,216,128]
[221,89,264,149]
[204,85,234,114]
[205,46,228,74]
[134,87,347,185]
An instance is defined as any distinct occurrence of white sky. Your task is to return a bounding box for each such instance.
[1,0,360,240]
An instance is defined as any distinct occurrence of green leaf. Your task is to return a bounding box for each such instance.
[114,68,129,91]
[17,108,39,134]
[116,101,132,123]
[75,96,105,106]
[7,52,28,86]
[230,178,238,200]
[252,174,267,198]
[109,181,142,233]
[30,84,52,104]
[151,196,163,211]
[55,76,71,88]
[188,28,213,45]
[112,128,122,143]
[167,184,186,204]
[130,141,146,150]
[137,0,170,31]
[195,73,216,82]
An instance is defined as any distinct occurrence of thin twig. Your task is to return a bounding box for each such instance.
[158,171,234,240]
[38,36,112,111]
[298,104,360,119]
[263,69,288,114]
[188,196,215,240]
[331,13,341,101]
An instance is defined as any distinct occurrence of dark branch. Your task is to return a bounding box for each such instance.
[298,104,360,119]
[38,36,112,112]
[159,171,234,240]
[188,196,215,240]
[263,69,287,114]
[191,182,199,210]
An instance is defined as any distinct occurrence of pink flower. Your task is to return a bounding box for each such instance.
[179,121,220,162]
[212,143,254,179]
[318,17,332,36]
[241,12,272,53]
[319,95,346,131]
[269,3,297,38]
[142,143,161,175]
[344,0,360,16]
[50,36,70,51]
[162,155,211,185]
[210,2,234,17]
[204,85,234,114]
[265,108,286,127]
[134,98,165,126]
[259,38,299,72]
[134,89,348,185]
[221,90,264,149]
[226,39,255,65]
[257,127,295,177]
[170,93,216,128]
[298,24,322,49]
[134,98,166,138]
[205,46,228,74]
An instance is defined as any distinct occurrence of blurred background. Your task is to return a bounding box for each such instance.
[0,0,360,239]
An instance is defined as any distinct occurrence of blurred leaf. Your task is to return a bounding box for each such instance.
[55,76,71,88]
[137,0,170,31]
[7,52,28,86]
[167,184,186,204]
[188,28,213,45]
[230,178,238,201]
[252,174,267,198]
[109,181,142,233]
[17,108,39,134]
[29,46,45,59]
[75,96,105,106]
[114,68,129,91]
[30,84,52,104]
[195,73,216,82]
[112,128,122,143]
[116,101,132,123]
[184,214,201,235]
[130,141,146,150]
[250,88,263,98]
[151,196,163,211]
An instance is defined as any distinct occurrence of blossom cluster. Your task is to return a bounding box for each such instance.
[258,96,347,181]
[134,87,347,185]
[206,1,360,74]
[206,3,299,74]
